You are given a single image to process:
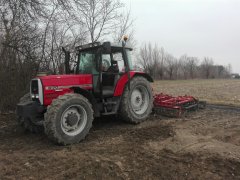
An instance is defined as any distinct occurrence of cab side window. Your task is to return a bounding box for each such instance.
[113,52,125,72]
[79,52,98,74]
[102,54,111,72]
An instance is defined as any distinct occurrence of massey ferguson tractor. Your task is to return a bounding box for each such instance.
[16,38,154,145]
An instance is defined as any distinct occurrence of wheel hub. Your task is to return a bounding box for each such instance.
[130,85,150,115]
[135,96,142,105]
[61,105,88,136]
[66,113,79,127]
[131,89,143,109]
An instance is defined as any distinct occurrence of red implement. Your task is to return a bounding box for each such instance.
[154,93,205,117]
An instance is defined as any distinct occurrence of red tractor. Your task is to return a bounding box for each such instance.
[16,40,153,145]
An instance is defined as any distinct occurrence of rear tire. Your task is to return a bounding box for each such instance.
[44,93,94,145]
[119,76,153,124]
[17,94,43,133]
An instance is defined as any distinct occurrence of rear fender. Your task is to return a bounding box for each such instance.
[133,72,154,82]
[113,72,153,96]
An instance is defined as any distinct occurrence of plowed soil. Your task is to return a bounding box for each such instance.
[1,107,240,179]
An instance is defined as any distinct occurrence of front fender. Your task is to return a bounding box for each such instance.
[71,87,100,117]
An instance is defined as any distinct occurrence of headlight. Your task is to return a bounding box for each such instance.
[30,78,43,105]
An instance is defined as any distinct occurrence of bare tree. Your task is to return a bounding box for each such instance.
[179,54,189,79]
[112,8,136,47]
[138,43,169,79]
[179,55,198,79]
[188,57,198,79]
[152,44,160,79]
[0,0,45,111]
[75,0,123,42]
[201,57,214,79]
[138,43,153,76]
[157,47,165,80]
[165,54,177,80]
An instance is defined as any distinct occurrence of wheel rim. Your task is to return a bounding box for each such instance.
[130,85,150,115]
[61,105,88,136]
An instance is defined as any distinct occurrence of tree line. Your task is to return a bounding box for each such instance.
[137,43,232,80]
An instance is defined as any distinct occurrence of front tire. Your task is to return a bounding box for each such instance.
[44,93,93,145]
[119,76,153,124]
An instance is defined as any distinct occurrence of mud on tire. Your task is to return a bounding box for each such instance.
[17,94,43,133]
[119,76,153,124]
[44,93,94,145]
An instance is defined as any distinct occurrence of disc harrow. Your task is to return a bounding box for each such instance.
[153,93,206,117]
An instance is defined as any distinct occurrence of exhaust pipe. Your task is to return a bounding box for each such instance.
[62,47,71,74]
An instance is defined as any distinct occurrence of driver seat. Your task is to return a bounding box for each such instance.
[94,74,120,98]
[94,60,120,97]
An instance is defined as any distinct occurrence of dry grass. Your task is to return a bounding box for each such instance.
[153,79,240,106]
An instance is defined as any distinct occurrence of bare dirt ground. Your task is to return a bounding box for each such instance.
[1,79,240,180]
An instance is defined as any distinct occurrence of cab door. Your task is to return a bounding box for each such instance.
[77,50,100,92]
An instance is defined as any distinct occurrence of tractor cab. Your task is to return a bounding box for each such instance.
[75,42,133,98]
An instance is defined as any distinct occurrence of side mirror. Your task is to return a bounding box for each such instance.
[102,42,111,54]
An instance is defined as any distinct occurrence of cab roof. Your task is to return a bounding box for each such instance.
[75,41,133,52]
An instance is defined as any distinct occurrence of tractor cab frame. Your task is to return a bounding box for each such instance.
[74,42,133,99]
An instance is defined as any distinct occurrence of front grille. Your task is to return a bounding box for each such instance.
[31,80,39,102]
[31,80,39,94]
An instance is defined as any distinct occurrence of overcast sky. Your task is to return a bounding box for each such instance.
[123,0,240,73]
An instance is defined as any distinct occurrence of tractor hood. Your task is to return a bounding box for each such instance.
[38,74,93,88]
[33,74,93,106]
